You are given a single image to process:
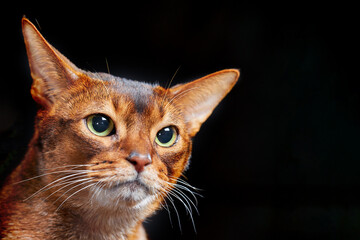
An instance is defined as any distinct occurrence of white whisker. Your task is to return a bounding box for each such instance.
[23,172,90,201]
[163,191,182,233]
[14,168,97,185]
[39,164,95,171]
[174,184,202,206]
[56,182,96,212]
[43,177,95,201]
[53,179,94,205]
[155,176,201,233]
[167,190,192,216]
[159,197,173,228]
[169,188,198,232]
[172,187,199,215]
[172,177,202,191]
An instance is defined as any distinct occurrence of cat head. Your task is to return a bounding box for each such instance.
[22,18,239,211]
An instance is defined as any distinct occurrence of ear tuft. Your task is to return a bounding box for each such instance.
[170,69,239,137]
[22,17,80,107]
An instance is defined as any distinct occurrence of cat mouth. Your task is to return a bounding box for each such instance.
[89,177,156,206]
[105,179,153,204]
[110,180,149,192]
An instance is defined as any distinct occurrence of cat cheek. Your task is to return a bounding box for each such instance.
[157,166,168,176]
[87,152,121,167]
[157,145,191,177]
[148,160,168,180]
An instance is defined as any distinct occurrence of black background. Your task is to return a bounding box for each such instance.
[1,1,359,239]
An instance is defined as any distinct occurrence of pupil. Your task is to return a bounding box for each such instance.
[157,127,173,143]
[92,115,109,133]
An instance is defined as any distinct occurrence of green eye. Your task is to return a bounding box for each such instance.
[155,126,178,147]
[86,114,115,137]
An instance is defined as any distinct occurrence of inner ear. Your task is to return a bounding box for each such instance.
[22,18,82,108]
[169,69,239,137]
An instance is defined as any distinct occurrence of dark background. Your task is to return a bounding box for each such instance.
[1,1,359,239]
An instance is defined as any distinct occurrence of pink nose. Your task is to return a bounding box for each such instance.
[126,152,152,173]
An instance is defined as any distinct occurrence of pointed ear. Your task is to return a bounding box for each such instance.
[170,69,239,137]
[22,18,81,108]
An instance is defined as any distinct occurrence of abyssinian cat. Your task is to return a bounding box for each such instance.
[0,18,239,240]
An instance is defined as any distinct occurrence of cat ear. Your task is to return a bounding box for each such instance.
[170,69,239,137]
[22,17,82,107]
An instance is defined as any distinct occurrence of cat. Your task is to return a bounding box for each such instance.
[0,18,239,240]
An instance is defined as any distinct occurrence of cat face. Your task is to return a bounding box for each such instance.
[22,18,239,211]
[37,74,193,208]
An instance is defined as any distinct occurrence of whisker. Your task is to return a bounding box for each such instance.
[164,191,182,233]
[157,191,174,229]
[41,174,91,195]
[172,187,199,215]
[167,190,192,216]
[174,184,202,206]
[160,65,181,108]
[105,58,110,74]
[160,200,173,226]
[13,168,97,185]
[89,174,117,205]
[43,177,94,201]
[172,177,202,191]
[169,190,197,233]
[53,178,94,204]
[167,177,203,204]
[56,182,96,212]
[23,172,90,201]
[100,77,111,98]
[157,177,201,233]
[39,164,95,171]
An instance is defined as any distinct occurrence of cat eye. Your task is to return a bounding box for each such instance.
[86,114,115,137]
[155,126,178,147]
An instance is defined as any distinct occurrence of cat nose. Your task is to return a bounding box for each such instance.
[126,151,152,173]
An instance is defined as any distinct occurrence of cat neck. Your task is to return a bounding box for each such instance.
[57,205,148,240]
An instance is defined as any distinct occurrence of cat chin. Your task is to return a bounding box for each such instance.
[88,180,156,210]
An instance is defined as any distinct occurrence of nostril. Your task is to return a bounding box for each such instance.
[128,157,151,167]
[126,152,152,173]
